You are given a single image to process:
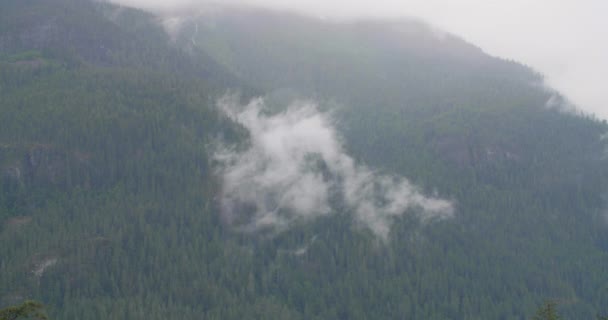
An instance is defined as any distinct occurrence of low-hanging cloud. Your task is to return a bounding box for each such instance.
[214,97,453,240]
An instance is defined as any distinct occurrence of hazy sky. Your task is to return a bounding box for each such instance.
[113,0,608,119]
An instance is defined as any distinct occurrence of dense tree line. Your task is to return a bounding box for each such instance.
[2,0,608,319]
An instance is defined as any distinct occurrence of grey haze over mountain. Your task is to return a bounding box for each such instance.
[109,0,608,120]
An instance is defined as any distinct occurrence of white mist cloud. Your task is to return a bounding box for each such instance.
[214,97,453,239]
[108,0,608,120]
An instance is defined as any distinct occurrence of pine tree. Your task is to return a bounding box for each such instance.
[532,301,560,320]
[0,300,48,320]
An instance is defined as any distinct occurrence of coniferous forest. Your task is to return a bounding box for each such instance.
[2,0,608,319]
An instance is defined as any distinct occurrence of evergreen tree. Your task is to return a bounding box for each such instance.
[0,301,48,320]
[533,301,561,320]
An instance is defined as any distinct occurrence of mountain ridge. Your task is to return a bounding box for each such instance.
[1,1,608,319]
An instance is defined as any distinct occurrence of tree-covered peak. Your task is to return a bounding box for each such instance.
[2,1,608,319]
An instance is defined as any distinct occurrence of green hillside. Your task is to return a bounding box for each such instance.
[2,1,608,319]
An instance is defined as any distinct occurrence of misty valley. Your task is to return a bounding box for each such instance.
[1,0,608,319]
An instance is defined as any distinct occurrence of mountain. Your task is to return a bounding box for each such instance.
[2,1,608,319]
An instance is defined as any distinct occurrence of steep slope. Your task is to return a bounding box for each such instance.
[0,0,240,87]
[0,1,244,319]
[150,8,608,317]
[1,2,608,320]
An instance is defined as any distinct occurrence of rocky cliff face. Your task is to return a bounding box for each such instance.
[2,144,93,193]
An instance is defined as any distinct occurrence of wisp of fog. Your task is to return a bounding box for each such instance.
[214,97,453,240]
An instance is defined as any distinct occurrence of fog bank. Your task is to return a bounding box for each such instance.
[109,0,608,119]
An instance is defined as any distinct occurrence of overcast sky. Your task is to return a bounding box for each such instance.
[112,0,608,119]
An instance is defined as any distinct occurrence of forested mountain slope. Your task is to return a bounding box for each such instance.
[2,1,608,319]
